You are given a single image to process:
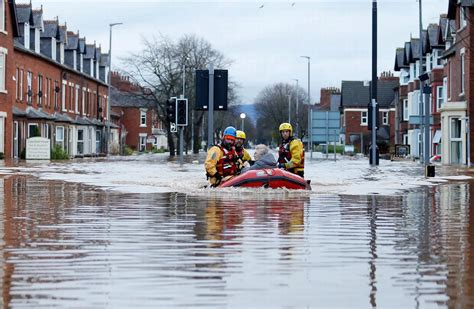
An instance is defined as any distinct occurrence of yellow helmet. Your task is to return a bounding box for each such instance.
[236,130,246,139]
[279,123,293,135]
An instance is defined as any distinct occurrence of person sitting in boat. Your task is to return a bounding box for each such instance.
[235,130,252,169]
[241,144,277,173]
[277,122,305,178]
[204,126,240,187]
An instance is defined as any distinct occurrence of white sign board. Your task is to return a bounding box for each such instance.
[26,137,51,160]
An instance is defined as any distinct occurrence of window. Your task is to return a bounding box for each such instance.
[361,111,368,125]
[46,78,51,107]
[0,0,5,32]
[27,71,32,104]
[61,80,67,111]
[82,88,86,114]
[77,129,84,154]
[55,126,64,148]
[15,68,19,99]
[37,74,43,105]
[96,130,101,153]
[426,53,431,72]
[20,69,24,101]
[450,117,462,164]
[449,63,452,99]
[75,85,79,113]
[409,63,415,82]
[436,86,444,111]
[382,111,389,125]
[461,51,465,94]
[54,80,59,110]
[24,23,30,49]
[51,38,56,61]
[140,110,147,126]
[42,123,49,138]
[460,7,467,29]
[403,99,409,121]
[403,134,408,145]
[139,134,146,152]
[69,83,74,111]
[60,44,65,64]
[73,50,77,70]
[28,123,39,138]
[415,60,419,79]
[0,51,5,92]
[80,54,83,72]
[35,29,40,53]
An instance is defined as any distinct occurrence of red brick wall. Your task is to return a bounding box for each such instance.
[113,106,155,151]
[0,4,16,158]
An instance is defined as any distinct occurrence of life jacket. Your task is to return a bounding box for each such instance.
[235,146,245,161]
[216,144,239,177]
[278,137,305,172]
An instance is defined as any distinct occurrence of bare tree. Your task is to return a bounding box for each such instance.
[254,82,308,146]
[120,34,236,155]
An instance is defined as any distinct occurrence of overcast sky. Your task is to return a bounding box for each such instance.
[29,0,448,104]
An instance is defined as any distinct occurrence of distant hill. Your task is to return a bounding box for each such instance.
[233,104,259,125]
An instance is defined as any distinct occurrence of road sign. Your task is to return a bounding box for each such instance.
[311,111,340,143]
[195,69,228,110]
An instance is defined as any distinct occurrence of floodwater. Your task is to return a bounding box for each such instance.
[0,174,473,308]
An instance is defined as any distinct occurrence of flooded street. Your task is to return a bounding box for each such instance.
[0,169,472,308]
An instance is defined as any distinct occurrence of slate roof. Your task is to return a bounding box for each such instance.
[427,24,442,48]
[41,20,59,39]
[341,79,399,108]
[65,32,79,50]
[99,53,109,66]
[32,9,43,29]
[58,25,67,43]
[78,38,86,53]
[394,48,408,71]
[16,3,33,24]
[110,88,155,108]
[410,38,421,61]
[84,44,96,59]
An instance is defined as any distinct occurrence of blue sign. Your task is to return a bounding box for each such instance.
[311,111,340,143]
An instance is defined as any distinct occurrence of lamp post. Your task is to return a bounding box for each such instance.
[240,113,246,131]
[301,55,311,158]
[293,78,299,136]
[106,22,123,155]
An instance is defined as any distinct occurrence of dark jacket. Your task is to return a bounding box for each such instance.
[241,153,277,173]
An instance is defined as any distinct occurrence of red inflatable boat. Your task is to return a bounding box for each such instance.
[218,168,311,190]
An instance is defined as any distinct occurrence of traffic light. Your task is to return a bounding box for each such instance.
[166,99,176,123]
[176,98,188,126]
[367,102,379,130]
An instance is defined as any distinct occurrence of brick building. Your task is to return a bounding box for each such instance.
[340,74,399,154]
[9,1,109,159]
[110,72,166,152]
[316,87,340,112]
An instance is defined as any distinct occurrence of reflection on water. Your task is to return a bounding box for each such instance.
[0,175,472,308]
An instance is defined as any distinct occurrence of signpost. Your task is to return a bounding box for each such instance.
[26,137,51,160]
[311,111,340,160]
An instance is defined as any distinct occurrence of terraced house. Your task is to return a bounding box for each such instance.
[8,1,109,159]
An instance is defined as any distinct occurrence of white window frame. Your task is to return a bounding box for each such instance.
[61,80,67,111]
[27,123,39,138]
[80,54,83,72]
[382,111,389,125]
[27,71,32,104]
[140,110,147,127]
[75,85,80,113]
[403,99,409,121]
[35,28,40,53]
[54,80,59,110]
[15,67,19,99]
[24,23,30,49]
[20,69,24,101]
[51,37,57,61]
[96,130,101,153]
[73,50,77,70]
[55,126,64,148]
[361,111,368,126]
[0,48,6,92]
[436,86,444,111]
[82,87,86,115]
[460,7,467,30]
[403,134,408,145]
[460,49,465,95]
[0,0,5,33]
[37,74,43,105]
[139,134,147,152]
[69,82,74,112]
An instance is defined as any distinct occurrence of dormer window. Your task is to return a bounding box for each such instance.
[24,23,30,49]
[51,37,57,61]
[73,50,77,69]
[60,43,65,64]
[80,54,83,72]
[0,0,5,32]
[35,28,40,53]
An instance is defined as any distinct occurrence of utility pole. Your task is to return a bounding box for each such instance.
[207,64,214,149]
[419,0,430,166]
[370,0,378,166]
[293,79,299,136]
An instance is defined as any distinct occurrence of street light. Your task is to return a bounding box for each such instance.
[240,113,246,131]
[287,94,291,123]
[106,22,123,155]
[293,78,299,136]
[301,55,311,158]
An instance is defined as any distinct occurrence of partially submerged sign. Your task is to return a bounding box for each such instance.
[26,137,51,160]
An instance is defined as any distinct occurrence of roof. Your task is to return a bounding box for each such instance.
[84,44,96,59]
[16,3,33,24]
[41,20,59,39]
[25,107,55,120]
[404,42,411,64]
[78,38,86,53]
[32,8,43,29]
[428,23,442,48]
[65,32,79,50]
[58,25,67,43]
[95,47,101,62]
[394,48,408,71]
[110,87,156,108]
[99,53,109,66]
[410,38,421,61]
[341,79,399,108]
[53,112,74,123]
[421,30,429,54]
